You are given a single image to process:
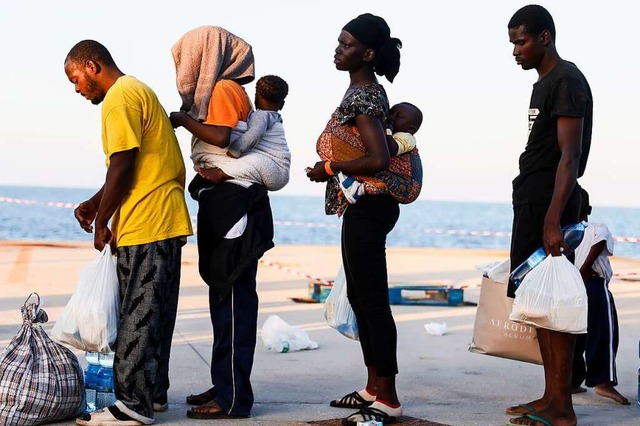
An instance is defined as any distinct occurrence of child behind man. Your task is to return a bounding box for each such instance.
[338,102,423,203]
[571,188,629,405]
[195,75,291,191]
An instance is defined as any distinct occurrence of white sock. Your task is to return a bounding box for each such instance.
[358,388,376,402]
[369,400,402,417]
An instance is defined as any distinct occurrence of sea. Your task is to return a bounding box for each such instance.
[1,185,639,259]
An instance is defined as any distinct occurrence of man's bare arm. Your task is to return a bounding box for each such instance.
[94,149,137,251]
[543,116,583,256]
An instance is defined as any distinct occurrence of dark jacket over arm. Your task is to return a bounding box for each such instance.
[190,175,274,299]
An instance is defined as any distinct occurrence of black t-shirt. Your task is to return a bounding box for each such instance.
[512,60,592,205]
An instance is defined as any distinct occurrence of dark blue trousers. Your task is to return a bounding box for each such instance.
[572,276,620,387]
[209,259,259,416]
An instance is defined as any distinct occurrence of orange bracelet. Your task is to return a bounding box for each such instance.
[324,161,335,176]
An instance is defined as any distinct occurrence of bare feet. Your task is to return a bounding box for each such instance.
[594,383,630,405]
[505,399,546,415]
[509,406,576,426]
[198,167,230,184]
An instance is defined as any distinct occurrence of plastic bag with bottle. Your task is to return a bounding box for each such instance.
[51,246,120,352]
[509,254,587,333]
[260,315,318,353]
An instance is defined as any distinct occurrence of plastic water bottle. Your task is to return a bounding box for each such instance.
[84,351,100,412]
[267,340,290,353]
[509,222,587,289]
[96,352,116,408]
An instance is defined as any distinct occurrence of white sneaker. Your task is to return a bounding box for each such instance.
[153,401,168,412]
[337,172,365,204]
[76,407,144,426]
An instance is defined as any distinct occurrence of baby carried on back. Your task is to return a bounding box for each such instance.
[191,104,291,191]
[172,25,290,191]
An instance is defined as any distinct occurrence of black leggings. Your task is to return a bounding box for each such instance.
[342,194,400,376]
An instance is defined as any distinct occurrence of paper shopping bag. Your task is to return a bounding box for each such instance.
[469,276,542,365]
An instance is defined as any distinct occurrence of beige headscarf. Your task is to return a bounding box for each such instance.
[172,26,255,121]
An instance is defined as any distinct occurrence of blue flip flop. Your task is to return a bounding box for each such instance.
[509,413,552,426]
[505,403,535,415]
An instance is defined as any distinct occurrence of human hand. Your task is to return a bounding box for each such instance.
[74,200,98,233]
[197,167,226,184]
[387,121,395,134]
[94,223,115,252]
[306,161,331,182]
[580,267,596,283]
[169,111,188,129]
[543,221,568,257]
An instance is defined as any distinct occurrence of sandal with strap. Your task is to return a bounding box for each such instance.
[330,391,374,409]
[505,403,535,416]
[508,413,552,426]
[186,387,217,406]
[342,407,397,425]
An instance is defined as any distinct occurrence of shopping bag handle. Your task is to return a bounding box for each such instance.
[23,292,41,308]
[21,292,48,324]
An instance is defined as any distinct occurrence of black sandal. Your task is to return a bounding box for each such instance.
[185,387,217,406]
[342,407,396,425]
[330,391,374,409]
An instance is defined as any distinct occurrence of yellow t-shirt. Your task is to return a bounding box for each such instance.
[101,75,193,247]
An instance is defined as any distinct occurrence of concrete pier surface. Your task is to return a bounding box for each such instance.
[1,241,639,425]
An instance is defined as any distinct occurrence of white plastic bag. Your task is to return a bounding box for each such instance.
[51,246,120,352]
[509,254,587,333]
[323,265,359,340]
[260,315,318,353]
[424,322,448,336]
[475,258,510,284]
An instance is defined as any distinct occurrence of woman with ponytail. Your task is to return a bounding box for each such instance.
[307,13,418,425]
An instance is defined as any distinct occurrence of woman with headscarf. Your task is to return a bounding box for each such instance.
[307,13,419,425]
[169,26,275,420]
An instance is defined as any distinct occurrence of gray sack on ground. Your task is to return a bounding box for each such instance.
[0,293,85,426]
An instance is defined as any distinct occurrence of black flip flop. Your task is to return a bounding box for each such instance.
[186,406,248,420]
[330,391,374,409]
[342,407,397,425]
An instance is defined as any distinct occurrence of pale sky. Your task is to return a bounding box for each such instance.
[1,1,638,207]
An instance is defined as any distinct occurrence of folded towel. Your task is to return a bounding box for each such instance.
[172,26,255,121]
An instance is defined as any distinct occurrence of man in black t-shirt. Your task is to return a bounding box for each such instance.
[505,5,592,426]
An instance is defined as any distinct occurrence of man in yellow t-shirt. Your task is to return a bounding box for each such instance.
[64,40,192,426]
